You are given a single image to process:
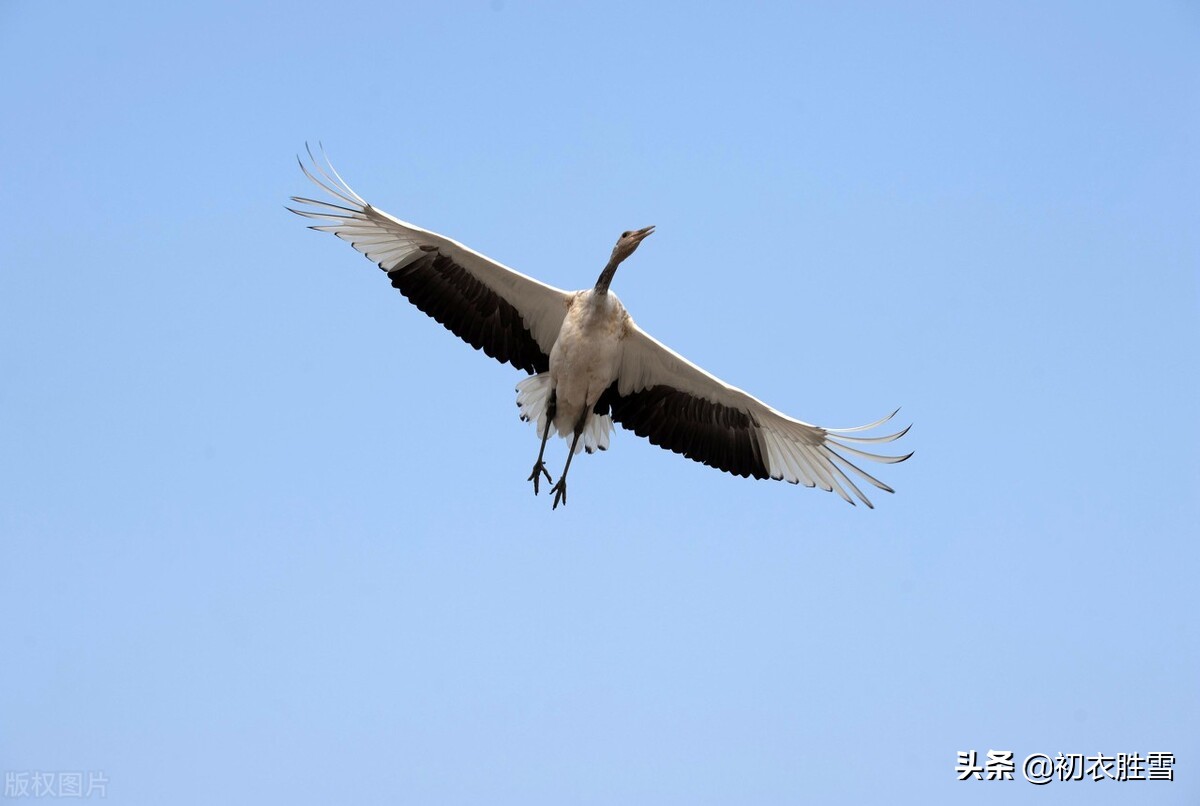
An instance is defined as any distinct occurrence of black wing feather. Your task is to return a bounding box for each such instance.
[385,251,550,375]
[597,383,771,479]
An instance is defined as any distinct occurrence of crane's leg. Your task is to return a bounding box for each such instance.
[527,390,556,495]
[550,410,589,510]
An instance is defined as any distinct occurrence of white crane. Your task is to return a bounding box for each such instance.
[289,149,911,509]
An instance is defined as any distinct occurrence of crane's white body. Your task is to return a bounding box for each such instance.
[549,289,627,437]
[291,150,911,507]
[513,288,627,455]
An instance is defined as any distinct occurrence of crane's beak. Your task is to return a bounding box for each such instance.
[632,225,655,243]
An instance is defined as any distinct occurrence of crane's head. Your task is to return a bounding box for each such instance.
[612,225,655,263]
[595,225,654,294]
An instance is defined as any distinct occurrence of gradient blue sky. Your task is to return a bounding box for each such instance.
[2,2,1197,804]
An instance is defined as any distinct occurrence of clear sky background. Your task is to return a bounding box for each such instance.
[2,2,1197,804]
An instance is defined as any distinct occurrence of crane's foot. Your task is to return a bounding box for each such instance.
[550,477,568,510]
[528,460,552,495]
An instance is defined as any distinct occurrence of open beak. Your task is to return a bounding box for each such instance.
[632,225,655,242]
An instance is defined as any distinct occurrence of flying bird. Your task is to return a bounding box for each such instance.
[289,149,911,509]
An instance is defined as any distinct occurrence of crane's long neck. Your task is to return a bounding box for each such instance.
[594,256,622,295]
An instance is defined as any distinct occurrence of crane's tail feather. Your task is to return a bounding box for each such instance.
[516,374,612,455]
[516,373,554,440]
[579,412,613,454]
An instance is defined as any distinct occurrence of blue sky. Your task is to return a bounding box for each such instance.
[2,1,1197,803]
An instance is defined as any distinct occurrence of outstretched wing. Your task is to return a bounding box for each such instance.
[289,147,570,374]
[598,321,912,507]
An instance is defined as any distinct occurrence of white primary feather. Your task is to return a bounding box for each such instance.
[290,147,572,356]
